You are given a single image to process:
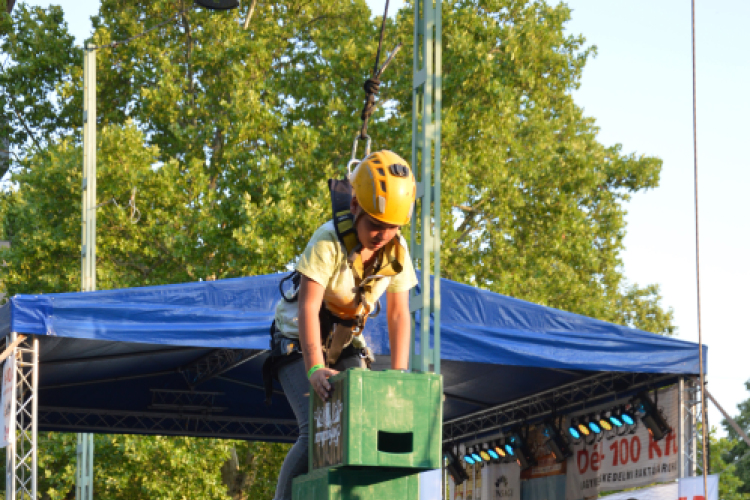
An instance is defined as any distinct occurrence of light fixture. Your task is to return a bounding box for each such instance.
[471,446,483,463]
[508,430,537,470]
[598,412,613,431]
[586,414,602,435]
[446,446,470,483]
[608,409,624,428]
[486,443,500,461]
[621,405,636,426]
[503,437,516,456]
[576,418,591,437]
[567,418,582,440]
[462,446,476,465]
[493,440,507,459]
[195,0,240,9]
[631,392,671,441]
[541,420,572,463]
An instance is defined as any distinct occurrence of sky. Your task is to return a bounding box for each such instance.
[20,0,750,435]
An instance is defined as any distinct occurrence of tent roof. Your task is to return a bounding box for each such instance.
[0,274,705,440]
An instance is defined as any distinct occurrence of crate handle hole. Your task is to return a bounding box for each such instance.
[377,431,413,454]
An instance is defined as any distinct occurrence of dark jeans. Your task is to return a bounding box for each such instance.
[273,355,365,500]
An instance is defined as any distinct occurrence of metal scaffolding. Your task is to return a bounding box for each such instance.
[4,333,39,500]
[38,407,298,441]
[678,376,700,477]
[410,0,442,375]
[443,372,680,443]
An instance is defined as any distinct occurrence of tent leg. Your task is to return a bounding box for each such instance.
[76,433,94,500]
[5,333,38,500]
[679,376,700,477]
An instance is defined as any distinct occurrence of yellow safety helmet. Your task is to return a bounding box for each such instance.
[349,150,416,226]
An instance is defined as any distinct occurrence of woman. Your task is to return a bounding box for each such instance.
[271,150,418,500]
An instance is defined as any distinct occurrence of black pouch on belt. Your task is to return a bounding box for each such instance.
[261,321,302,406]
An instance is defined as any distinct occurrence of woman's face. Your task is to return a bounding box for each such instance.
[351,198,400,251]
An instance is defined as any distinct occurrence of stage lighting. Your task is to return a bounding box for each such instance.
[195,0,240,9]
[541,421,572,463]
[486,443,500,461]
[598,413,613,431]
[470,446,483,463]
[567,418,582,440]
[621,405,636,426]
[576,418,591,437]
[586,415,602,435]
[479,449,491,462]
[462,446,476,465]
[503,437,516,456]
[508,431,537,470]
[492,440,507,458]
[631,392,671,441]
[446,446,470,483]
[608,409,624,428]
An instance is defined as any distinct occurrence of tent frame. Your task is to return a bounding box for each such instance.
[444,371,678,442]
[4,333,38,500]
[2,334,702,498]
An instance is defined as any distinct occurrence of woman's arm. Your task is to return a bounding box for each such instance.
[298,275,338,400]
[386,289,411,370]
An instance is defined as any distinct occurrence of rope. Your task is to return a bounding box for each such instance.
[691,0,710,492]
[85,5,195,51]
[358,0,403,140]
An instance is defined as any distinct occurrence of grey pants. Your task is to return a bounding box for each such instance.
[273,355,365,500]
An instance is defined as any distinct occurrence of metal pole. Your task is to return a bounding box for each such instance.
[678,377,685,478]
[76,42,96,500]
[410,0,441,375]
[5,334,17,499]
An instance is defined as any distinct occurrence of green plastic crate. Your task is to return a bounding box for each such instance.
[292,466,420,500]
[309,369,442,470]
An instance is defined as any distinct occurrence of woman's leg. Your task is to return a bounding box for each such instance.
[273,353,365,499]
[273,358,309,500]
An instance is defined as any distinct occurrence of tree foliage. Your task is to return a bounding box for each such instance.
[0,0,680,497]
[721,380,750,497]
[0,3,81,179]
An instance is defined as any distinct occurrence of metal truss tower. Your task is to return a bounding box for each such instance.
[678,377,700,477]
[410,0,442,375]
[4,334,39,500]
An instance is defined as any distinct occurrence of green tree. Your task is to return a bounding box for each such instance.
[722,381,750,497]
[382,0,674,333]
[0,3,81,178]
[7,432,288,500]
[697,424,750,500]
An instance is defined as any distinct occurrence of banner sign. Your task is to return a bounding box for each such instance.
[481,462,522,500]
[451,461,520,500]
[597,482,677,500]
[1,357,16,448]
[565,385,679,500]
[679,475,719,500]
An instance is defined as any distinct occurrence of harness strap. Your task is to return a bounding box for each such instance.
[328,178,359,257]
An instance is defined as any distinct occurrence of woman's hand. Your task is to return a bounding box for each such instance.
[309,367,339,401]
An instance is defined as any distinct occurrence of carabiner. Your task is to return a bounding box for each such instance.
[350,134,371,161]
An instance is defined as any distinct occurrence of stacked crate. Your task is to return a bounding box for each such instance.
[292,368,443,500]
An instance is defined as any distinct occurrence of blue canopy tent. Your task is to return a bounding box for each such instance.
[0,273,705,441]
